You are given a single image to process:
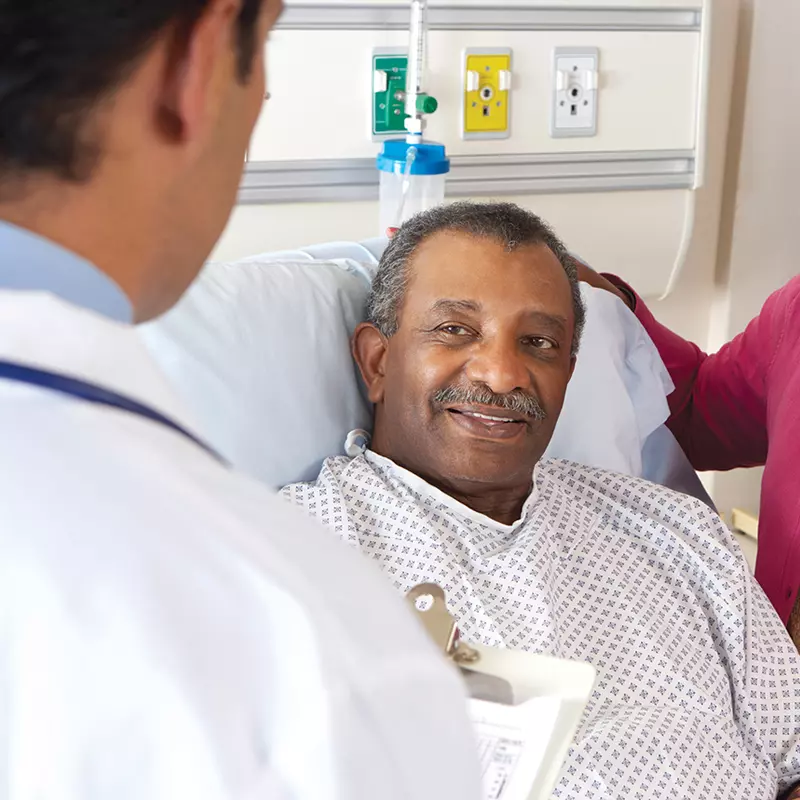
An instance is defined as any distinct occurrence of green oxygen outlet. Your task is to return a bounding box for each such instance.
[416,94,438,114]
[372,52,409,137]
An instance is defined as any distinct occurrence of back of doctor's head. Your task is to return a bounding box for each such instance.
[0,0,282,321]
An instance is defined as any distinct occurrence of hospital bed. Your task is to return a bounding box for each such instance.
[140,239,712,506]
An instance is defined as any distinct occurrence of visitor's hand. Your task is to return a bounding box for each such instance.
[573,257,635,311]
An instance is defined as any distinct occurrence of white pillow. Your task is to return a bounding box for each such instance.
[141,244,672,489]
[544,284,673,476]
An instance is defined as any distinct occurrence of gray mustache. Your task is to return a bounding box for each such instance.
[433,385,547,421]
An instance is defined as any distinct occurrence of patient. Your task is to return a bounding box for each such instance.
[282,202,800,799]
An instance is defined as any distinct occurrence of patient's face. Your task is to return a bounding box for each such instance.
[366,230,576,496]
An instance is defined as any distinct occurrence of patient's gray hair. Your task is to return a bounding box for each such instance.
[368,201,586,356]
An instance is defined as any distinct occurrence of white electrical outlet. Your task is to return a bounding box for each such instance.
[551,47,599,138]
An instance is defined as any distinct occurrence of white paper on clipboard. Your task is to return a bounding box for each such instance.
[470,696,562,800]
[461,644,595,800]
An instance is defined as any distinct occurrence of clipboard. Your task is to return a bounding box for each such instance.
[407,584,596,800]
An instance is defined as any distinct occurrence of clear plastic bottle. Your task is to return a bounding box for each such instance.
[377,139,450,233]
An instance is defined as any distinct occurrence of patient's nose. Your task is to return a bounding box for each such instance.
[465,336,530,396]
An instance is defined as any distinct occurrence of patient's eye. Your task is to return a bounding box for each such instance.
[437,324,473,337]
[523,336,557,350]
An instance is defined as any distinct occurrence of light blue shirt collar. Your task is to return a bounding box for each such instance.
[0,221,133,323]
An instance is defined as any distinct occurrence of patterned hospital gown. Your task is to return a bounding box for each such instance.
[282,452,800,799]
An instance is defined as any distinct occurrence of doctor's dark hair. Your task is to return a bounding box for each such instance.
[368,201,586,357]
[0,0,264,182]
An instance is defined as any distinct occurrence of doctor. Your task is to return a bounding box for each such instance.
[578,262,800,648]
[0,2,481,799]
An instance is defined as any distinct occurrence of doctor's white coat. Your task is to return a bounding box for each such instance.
[0,291,481,800]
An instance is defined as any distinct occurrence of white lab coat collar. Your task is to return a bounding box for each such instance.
[0,290,199,437]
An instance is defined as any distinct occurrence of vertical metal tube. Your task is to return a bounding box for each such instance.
[405,0,428,138]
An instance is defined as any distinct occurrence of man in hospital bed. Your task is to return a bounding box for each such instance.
[282,201,800,800]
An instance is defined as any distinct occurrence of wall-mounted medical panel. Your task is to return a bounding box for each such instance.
[372,49,410,137]
[462,48,513,140]
[551,47,600,138]
[249,28,699,161]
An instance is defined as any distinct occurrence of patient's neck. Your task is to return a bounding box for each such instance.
[433,480,531,525]
[375,448,532,524]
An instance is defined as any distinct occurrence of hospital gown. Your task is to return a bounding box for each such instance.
[282,452,800,799]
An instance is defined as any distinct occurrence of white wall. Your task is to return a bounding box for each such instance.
[216,189,693,289]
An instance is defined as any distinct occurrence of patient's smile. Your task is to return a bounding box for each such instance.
[446,405,528,440]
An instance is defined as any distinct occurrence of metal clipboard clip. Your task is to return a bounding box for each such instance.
[407,583,478,663]
[407,583,514,704]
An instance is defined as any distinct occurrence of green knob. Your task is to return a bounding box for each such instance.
[416,94,438,114]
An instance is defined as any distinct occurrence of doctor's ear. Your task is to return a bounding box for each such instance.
[157,0,243,148]
[352,323,389,404]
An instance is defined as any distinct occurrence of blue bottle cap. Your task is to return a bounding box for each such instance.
[376,140,450,176]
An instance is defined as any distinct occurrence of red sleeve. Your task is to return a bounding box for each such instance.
[604,275,793,472]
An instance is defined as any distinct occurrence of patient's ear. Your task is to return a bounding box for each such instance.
[569,355,577,381]
[352,323,389,403]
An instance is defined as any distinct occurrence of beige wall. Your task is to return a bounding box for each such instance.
[642,0,798,519]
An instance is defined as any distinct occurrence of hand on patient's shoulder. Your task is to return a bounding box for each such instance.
[574,257,635,311]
